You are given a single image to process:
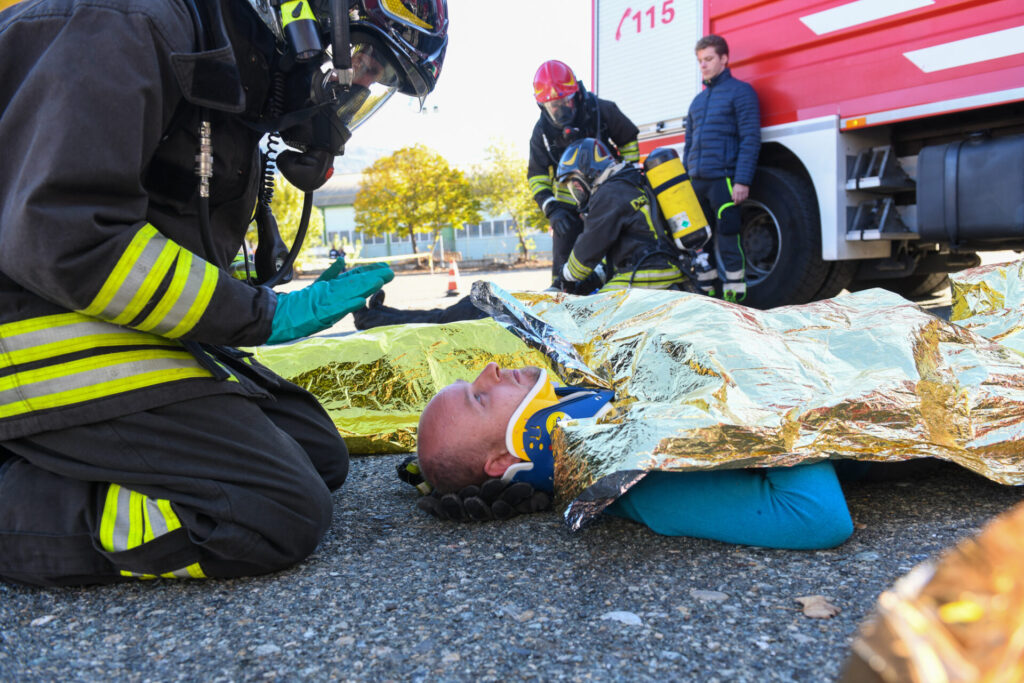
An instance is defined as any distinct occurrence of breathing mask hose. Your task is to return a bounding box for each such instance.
[260,191,312,288]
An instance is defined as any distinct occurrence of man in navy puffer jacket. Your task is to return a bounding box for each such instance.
[684,34,761,303]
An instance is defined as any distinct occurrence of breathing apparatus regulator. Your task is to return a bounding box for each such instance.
[187,0,448,287]
[500,369,615,492]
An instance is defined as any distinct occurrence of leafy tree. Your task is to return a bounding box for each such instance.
[354,145,480,254]
[468,140,546,260]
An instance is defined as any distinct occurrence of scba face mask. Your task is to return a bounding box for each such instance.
[245,0,448,190]
[502,370,615,492]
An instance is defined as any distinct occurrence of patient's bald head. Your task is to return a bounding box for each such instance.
[416,363,542,493]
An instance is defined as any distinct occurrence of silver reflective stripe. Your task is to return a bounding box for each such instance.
[77,224,217,338]
[166,567,195,579]
[0,317,173,363]
[139,252,214,337]
[90,233,172,322]
[145,497,171,538]
[0,352,207,409]
[109,486,134,552]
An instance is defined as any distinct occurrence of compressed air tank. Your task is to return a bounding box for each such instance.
[643,147,710,250]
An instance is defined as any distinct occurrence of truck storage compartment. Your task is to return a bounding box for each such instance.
[917,134,1024,243]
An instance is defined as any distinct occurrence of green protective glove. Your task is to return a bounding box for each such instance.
[266,263,393,345]
[314,256,348,283]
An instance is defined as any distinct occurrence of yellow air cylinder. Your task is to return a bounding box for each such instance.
[643,147,710,250]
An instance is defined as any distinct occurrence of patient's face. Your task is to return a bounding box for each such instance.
[431,362,542,443]
[417,363,543,490]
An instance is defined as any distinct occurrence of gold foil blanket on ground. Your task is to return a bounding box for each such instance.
[254,319,555,454]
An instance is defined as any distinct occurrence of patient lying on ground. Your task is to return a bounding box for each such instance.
[415,362,860,550]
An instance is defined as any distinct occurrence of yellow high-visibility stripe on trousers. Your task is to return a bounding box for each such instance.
[99,484,206,579]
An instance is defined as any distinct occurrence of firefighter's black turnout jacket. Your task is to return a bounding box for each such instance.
[0,0,287,439]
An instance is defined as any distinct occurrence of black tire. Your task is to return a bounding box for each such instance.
[850,272,950,299]
[727,167,828,309]
[812,260,858,301]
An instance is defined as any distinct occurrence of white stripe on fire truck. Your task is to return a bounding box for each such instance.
[903,25,1024,73]
[800,0,932,36]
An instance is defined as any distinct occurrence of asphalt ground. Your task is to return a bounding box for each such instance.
[3,256,1022,682]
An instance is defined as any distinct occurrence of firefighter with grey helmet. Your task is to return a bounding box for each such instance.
[0,0,447,586]
[528,60,640,292]
[556,139,689,292]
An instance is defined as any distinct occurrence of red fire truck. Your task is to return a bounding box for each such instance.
[591,0,1024,308]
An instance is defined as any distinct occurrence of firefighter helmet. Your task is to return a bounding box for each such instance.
[245,0,448,108]
[556,138,615,211]
[533,59,579,127]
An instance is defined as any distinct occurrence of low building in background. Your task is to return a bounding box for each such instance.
[313,173,552,267]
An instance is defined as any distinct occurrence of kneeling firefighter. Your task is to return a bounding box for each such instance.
[0,0,447,586]
[556,138,713,293]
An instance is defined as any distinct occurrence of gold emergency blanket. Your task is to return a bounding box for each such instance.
[842,499,1024,682]
[469,281,1024,529]
[950,257,1024,357]
[254,320,556,454]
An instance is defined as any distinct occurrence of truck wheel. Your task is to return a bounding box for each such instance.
[813,260,858,301]
[731,167,828,309]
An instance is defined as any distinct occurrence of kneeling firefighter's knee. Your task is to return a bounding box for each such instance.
[254,483,334,570]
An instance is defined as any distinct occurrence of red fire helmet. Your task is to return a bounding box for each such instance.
[533,60,579,104]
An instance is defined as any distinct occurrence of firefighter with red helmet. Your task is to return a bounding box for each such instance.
[0,0,447,586]
[528,60,640,291]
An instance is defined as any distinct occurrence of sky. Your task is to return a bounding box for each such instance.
[336,0,593,173]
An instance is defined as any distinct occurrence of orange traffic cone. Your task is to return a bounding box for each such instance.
[445,260,461,297]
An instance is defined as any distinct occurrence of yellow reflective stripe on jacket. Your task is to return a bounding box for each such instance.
[110,238,180,326]
[0,313,178,368]
[565,251,593,282]
[602,267,684,290]
[0,349,214,418]
[78,224,217,338]
[529,174,553,198]
[99,485,207,580]
[162,258,218,338]
[619,140,640,163]
[136,251,219,338]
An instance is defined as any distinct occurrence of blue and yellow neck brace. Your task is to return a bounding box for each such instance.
[502,370,615,492]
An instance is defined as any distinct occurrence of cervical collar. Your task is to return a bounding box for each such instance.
[502,369,615,492]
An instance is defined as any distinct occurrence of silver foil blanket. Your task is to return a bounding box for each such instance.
[473,279,1024,529]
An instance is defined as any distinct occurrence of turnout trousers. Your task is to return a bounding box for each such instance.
[690,177,745,283]
[0,377,348,587]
